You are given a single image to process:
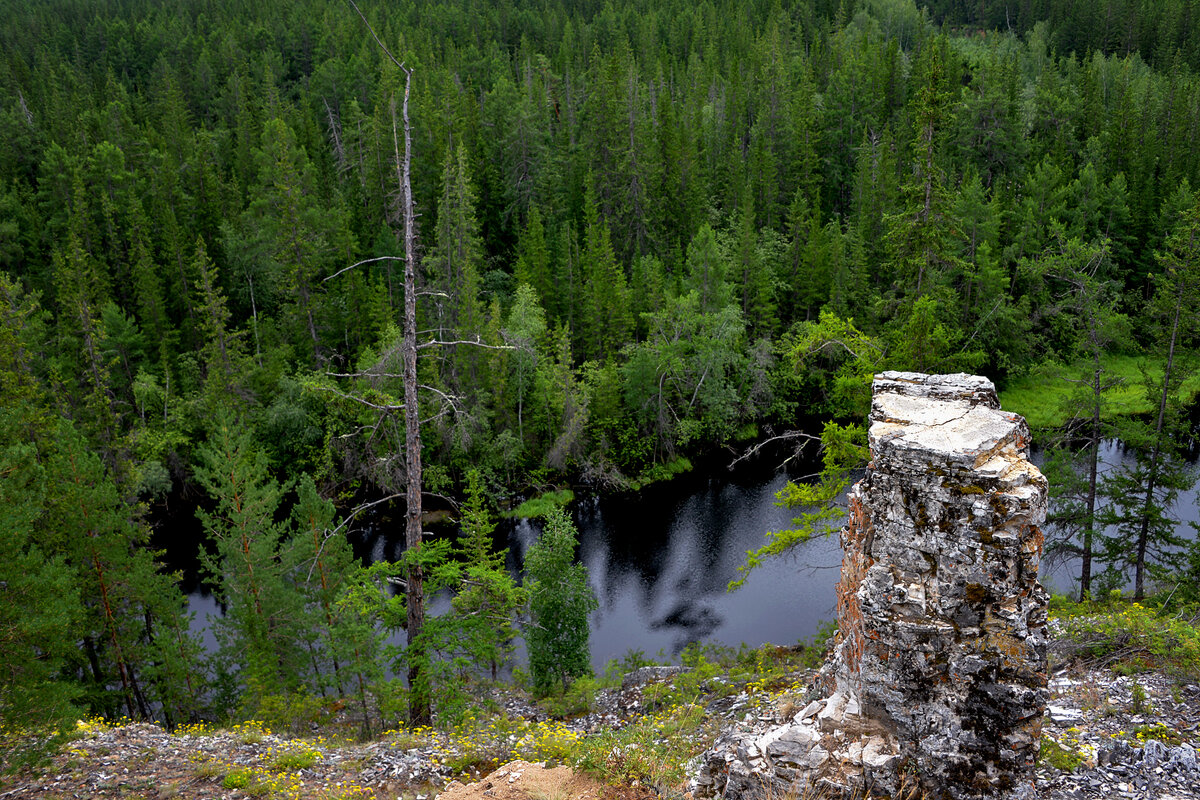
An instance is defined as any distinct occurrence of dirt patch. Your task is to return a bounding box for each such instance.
[438,761,636,800]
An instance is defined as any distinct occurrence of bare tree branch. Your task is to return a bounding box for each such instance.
[417,337,515,350]
[729,430,822,469]
[342,0,405,71]
[312,384,405,412]
[324,255,406,283]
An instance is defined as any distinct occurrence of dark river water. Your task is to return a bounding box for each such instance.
[1033,439,1200,597]
[172,438,1198,671]
[341,454,844,669]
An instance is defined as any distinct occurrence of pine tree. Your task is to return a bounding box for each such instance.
[0,274,84,760]
[1,274,203,727]
[0,443,83,746]
[290,474,384,735]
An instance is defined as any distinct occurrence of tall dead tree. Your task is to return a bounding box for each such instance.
[394,68,430,727]
[339,1,511,727]
[339,0,430,726]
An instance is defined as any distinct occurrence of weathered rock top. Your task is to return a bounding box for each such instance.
[869,370,1031,471]
[872,370,1001,407]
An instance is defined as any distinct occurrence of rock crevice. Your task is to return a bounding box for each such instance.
[693,372,1049,799]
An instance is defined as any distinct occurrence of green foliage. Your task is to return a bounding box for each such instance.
[254,692,330,738]
[1128,723,1180,745]
[627,455,693,491]
[507,489,575,519]
[999,355,1200,429]
[0,272,207,735]
[363,473,528,727]
[195,413,306,707]
[1050,596,1200,680]
[0,435,83,754]
[730,420,867,591]
[537,676,598,718]
[6,0,1200,732]
[525,508,599,694]
[574,639,812,793]
[800,620,839,670]
[222,767,255,789]
[1038,736,1085,772]
[449,470,527,682]
[788,311,885,419]
[267,740,322,771]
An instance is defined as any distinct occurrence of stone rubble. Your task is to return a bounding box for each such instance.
[690,666,1200,800]
[6,602,1197,800]
[693,372,1051,799]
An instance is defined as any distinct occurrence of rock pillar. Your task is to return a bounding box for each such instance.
[693,372,1049,799]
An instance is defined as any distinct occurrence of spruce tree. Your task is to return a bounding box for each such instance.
[194,412,307,709]
[525,507,597,694]
[578,180,632,362]
[451,469,525,680]
[1036,235,1128,600]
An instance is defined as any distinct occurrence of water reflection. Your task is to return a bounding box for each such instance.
[1033,439,1199,596]
[346,464,844,668]
[168,435,1197,671]
[565,470,843,666]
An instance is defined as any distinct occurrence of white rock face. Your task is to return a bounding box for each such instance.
[692,372,1049,800]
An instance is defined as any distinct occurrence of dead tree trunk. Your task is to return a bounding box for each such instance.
[393,69,431,727]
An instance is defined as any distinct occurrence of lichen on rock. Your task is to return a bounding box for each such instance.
[693,372,1049,800]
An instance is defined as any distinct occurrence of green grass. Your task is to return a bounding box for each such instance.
[505,489,575,519]
[999,354,1200,430]
[626,455,693,491]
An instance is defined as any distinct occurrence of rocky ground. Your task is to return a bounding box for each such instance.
[1,663,1197,800]
[1034,666,1200,799]
[0,674,662,800]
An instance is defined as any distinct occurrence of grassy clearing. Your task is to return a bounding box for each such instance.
[506,489,575,519]
[998,354,1200,430]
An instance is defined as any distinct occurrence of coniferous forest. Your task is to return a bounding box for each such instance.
[4,0,1200,747]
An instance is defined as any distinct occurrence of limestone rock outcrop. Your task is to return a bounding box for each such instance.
[693,372,1049,799]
